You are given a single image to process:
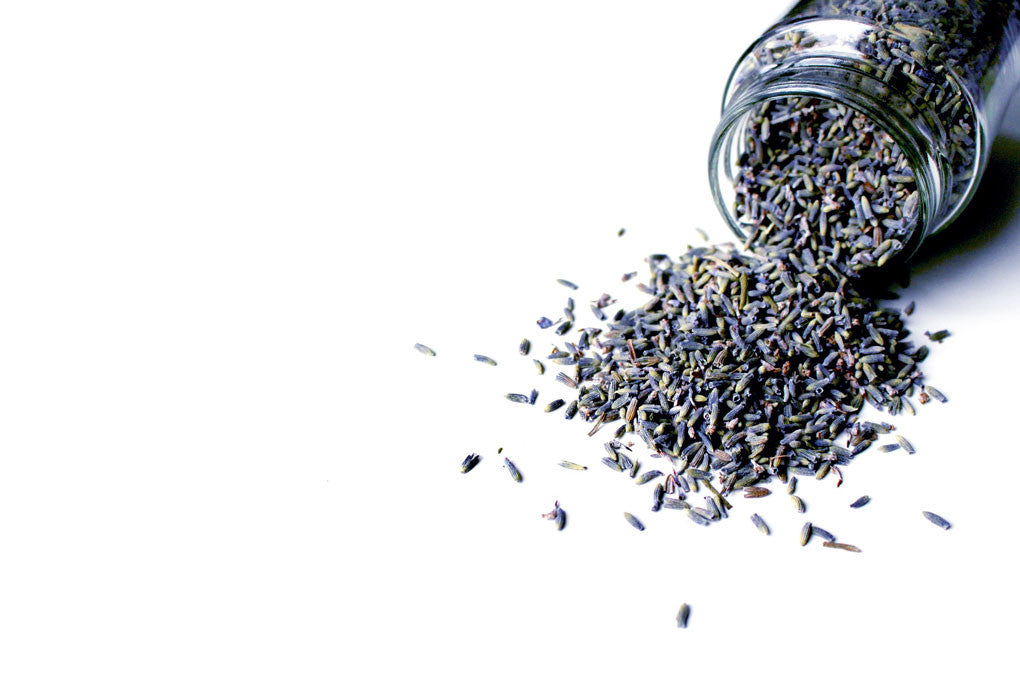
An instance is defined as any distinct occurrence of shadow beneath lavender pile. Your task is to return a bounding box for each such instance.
[909,135,1020,276]
[851,95,1020,298]
[906,87,1020,280]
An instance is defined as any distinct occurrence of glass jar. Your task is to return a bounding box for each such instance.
[708,0,1020,259]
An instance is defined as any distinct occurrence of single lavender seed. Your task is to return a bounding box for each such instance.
[880,443,901,452]
[812,527,836,542]
[545,399,566,413]
[651,483,665,511]
[850,495,871,509]
[636,470,664,485]
[800,522,813,546]
[677,603,690,628]
[623,512,645,531]
[519,338,531,356]
[556,372,578,388]
[925,329,950,343]
[414,343,436,356]
[823,541,862,553]
[536,317,554,329]
[750,513,770,535]
[460,453,481,474]
[791,495,806,513]
[505,393,529,404]
[559,460,587,470]
[503,457,522,483]
[925,386,948,403]
[895,435,916,454]
[557,279,578,290]
[922,511,952,530]
[534,359,545,375]
[554,507,566,531]
[529,389,539,405]
[473,354,497,366]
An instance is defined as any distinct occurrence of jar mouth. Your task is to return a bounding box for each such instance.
[707,72,943,266]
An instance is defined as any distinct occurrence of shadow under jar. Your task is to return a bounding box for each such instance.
[708,0,1020,274]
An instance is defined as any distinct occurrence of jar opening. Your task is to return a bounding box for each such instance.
[706,13,999,266]
[708,79,945,268]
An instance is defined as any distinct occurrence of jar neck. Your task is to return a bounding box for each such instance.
[709,62,948,261]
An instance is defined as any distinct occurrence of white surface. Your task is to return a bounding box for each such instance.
[2,1,1019,678]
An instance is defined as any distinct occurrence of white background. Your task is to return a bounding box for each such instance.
[2,1,1019,678]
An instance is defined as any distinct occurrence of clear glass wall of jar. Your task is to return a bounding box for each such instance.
[708,0,1020,260]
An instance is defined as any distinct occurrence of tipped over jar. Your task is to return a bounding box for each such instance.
[708,0,1020,271]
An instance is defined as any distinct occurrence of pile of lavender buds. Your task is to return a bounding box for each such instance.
[417,97,956,560]
[512,240,936,543]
